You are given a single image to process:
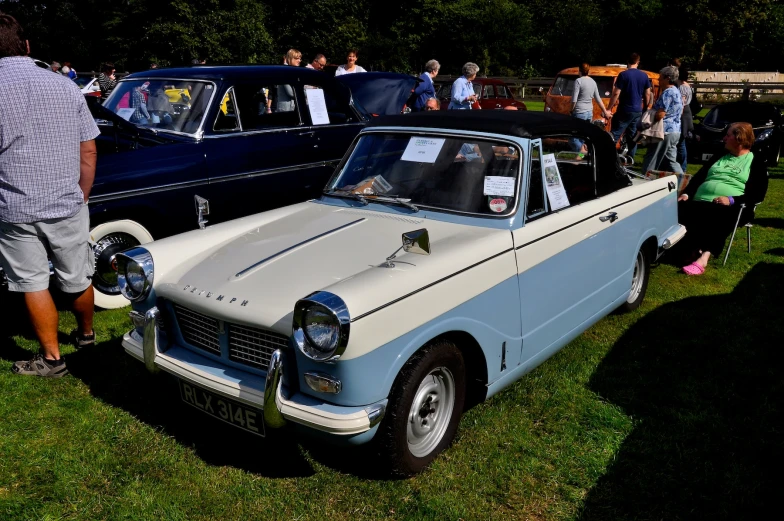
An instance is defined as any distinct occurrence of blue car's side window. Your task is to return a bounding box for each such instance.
[213,87,241,132]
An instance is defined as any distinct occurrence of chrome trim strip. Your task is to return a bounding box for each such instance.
[263,350,287,429]
[351,248,514,322]
[89,161,335,203]
[208,161,331,185]
[143,306,161,374]
[90,179,209,203]
[235,218,366,277]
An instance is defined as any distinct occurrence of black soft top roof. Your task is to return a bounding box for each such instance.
[369,110,608,139]
[369,111,630,194]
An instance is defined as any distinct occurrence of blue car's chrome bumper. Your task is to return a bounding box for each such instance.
[124,308,386,436]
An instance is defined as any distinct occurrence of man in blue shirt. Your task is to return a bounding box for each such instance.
[412,59,440,112]
[607,53,652,158]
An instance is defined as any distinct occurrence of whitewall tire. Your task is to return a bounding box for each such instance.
[90,220,153,309]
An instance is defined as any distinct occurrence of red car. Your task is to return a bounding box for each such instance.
[436,77,526,110]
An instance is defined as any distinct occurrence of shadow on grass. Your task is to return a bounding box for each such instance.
[579,262,784,520]
[755,217,784,230]
[64,339,316,479]
[765,247,784,257]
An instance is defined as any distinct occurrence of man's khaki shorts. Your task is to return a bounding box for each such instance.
[0,205,94,293]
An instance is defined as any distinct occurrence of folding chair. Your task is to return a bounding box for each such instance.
[723,202,761,266]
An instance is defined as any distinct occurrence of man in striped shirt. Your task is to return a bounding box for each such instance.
[97,62,116,101]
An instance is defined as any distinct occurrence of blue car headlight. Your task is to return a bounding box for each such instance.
[293,291,350,362]
[116,247,154,302]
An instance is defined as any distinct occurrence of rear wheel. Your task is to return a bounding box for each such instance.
[618,247,650,313]
[377,340,466,476]
[90,220,153,309]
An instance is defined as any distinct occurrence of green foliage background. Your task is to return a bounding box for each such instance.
[1,0,782,75]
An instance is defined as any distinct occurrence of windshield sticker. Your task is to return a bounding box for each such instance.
[401,137,445,163]
[489,198,508,213]
[305,88,330,125]
[116,108,135,121]
[483,176,515,197]
[542,154,571,210]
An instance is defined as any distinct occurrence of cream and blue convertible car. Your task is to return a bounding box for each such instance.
[118,111,685,475]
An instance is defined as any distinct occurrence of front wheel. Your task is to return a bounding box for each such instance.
[90,220,154,309]
[618,247,650,313]
[377,340,466,476]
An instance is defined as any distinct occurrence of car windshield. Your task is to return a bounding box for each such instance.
[326,133,522,216]
[702,104,779,128]
[73,77,94,88]
[550,75,615,98]
[103,79,214,134]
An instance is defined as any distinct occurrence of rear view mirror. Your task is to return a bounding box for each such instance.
[402,229,431,256]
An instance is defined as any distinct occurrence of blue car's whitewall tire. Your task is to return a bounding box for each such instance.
[90,220,154,309]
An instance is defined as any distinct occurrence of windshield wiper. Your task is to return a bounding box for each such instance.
[323,188,368,205]
[371,195,419,212]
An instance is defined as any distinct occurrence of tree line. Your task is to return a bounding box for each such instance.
[2,0,782,76]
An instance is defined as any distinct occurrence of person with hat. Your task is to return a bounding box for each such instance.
[129,81,151,125]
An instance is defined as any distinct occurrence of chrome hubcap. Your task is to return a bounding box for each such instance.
[407,367,455,458]
[92,232,140,295]
[628,250,645,303]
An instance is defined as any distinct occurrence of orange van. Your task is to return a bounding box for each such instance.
[544,65,660,124]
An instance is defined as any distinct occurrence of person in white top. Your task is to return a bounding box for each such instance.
[334,49,366,76]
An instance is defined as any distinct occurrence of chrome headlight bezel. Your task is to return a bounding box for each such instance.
[116,247,154,302]
[293,291,350,362]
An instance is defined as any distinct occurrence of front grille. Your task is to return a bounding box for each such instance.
[228,323,289,369]
[174,305,221,355]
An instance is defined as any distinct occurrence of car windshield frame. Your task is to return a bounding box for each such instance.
[324,130,525,218]
[102,77,218,136]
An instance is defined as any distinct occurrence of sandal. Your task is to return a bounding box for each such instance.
[682,262,705,276]
[12,354,69,378]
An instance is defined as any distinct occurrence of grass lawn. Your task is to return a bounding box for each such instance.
[1,159,782,520]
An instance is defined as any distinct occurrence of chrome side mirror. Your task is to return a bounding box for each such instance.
[383,228,430,268]
[402,229,430,256]
[195,195,209,229]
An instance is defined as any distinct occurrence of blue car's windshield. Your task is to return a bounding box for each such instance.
[103,79,214,134]
[327,133,522,216]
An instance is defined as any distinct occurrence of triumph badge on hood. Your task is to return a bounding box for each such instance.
[182,285,249,306]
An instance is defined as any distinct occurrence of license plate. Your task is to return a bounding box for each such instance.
[702,153,713,161]
[179,380,265,436]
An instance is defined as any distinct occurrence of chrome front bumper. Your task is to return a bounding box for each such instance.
[126,307,385,436]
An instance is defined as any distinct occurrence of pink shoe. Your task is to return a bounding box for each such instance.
[682,262,705,276]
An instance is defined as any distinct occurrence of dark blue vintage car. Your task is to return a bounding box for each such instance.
[87,66,416,308]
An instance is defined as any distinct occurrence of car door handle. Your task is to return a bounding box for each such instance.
[599,212,618,223]
[298,131,315,137]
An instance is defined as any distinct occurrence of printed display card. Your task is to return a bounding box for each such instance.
[542,154,571,210]
[401,137,445,163]
[483,176,516,197]
[305,88,330,125]
[116,108,135,121]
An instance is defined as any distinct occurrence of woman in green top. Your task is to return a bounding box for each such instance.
[677,122,758,275]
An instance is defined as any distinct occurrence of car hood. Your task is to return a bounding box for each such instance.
[337,72,419,117]
[154,201,513,335]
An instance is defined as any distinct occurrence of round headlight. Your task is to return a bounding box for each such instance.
[293,292,350,362]
[303,306,340,352]
[116,247,154,301]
